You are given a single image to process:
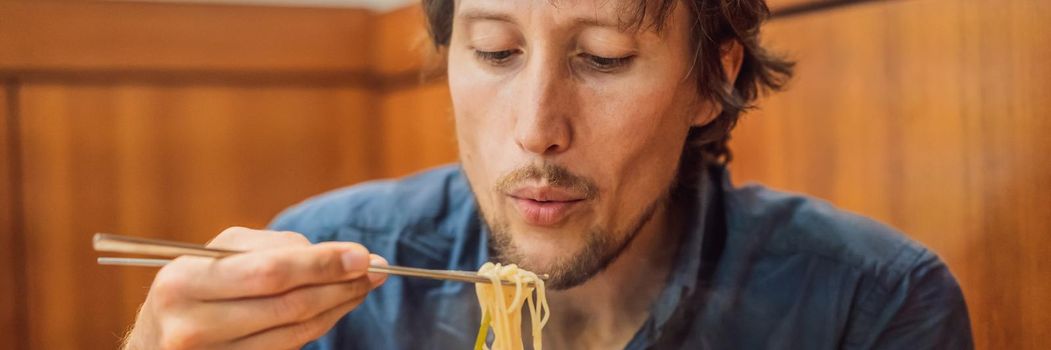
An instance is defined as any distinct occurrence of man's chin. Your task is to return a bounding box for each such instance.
[494,240,574,275]
[491,232,615,290]
[497,251,588,290]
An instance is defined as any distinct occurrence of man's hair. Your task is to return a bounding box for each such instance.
[420,0,793,170]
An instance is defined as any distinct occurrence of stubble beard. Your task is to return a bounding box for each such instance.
[482,195,666,291]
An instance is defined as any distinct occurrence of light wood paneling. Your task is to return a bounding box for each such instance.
[0,2,387,347]
[17,83,378,349]
[731,0,1051,348]
[0,1,373,73]
[378,81,457,177]
[371,6,458,178]
[373,5,430,77]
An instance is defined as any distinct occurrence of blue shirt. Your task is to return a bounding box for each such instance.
[270,164,973,349]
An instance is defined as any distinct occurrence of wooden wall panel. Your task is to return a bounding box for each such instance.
[731,0,1051,348]
[371,4,458,178]
[1,80,26,350]
[0,82,11,347]
[373,5,430,77]
[768,0,831,11]
[0,2,382,346]
[17,83,377,349]
[0,1,373,73]
[378,81,457,178]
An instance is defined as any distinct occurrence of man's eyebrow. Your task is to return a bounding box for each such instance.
[458,9,518,25]
[458,9,623,30]
[572,17,623,29]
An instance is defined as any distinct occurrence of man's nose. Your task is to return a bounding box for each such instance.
[513,56,573,156]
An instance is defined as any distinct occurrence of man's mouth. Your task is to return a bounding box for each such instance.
[508,186,586,226]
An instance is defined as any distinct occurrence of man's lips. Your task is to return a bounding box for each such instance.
[510,186,585,202]
[508,186,586,226]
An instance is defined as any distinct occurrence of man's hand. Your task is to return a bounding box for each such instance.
[122,227,388,350]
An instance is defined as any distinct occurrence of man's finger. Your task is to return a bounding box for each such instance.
[177,279,374,344]
[206,227,310,251]
[223,293,365,350]
[159,242,372,300]
[367,254,389,287]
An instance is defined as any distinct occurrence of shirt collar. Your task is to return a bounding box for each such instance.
[624,164,719,348]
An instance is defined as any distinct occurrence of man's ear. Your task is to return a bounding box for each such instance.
[721,40,744,84]
[691,40,745,127]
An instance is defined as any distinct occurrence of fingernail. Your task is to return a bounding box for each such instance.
[367,254,388,286]
[341,247,369,275]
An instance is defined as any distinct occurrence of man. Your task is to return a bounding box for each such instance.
[123,0,973,349]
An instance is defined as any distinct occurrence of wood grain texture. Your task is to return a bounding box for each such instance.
[0,82,11,347]
[16,83,378,349]
[378,81,458,177]
[767,0,882,16]
[0,1,373,72]
[731,0,1051,348]
[372,5,430,77]
[0,80,27,350]
[371,6,457,178]
[768,0,831,11]
[0,2,386,347]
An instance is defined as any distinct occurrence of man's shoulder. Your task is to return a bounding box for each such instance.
[724,183,935,286]
[269,164,476,243]
[691,179,971,348]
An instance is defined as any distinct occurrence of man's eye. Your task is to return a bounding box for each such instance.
[579,53,635,72]
[475,49,518,65]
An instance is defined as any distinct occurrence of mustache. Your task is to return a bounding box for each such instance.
[494,163,599,200]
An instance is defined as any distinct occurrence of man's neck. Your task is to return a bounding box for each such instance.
[544,201,685,349]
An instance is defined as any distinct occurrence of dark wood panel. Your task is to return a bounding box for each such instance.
[0,1,373,72]
[768,0,826,10]
[731,0,1051,348]
[17,83,380,349]
[0,80,27,350]
[769,0,884,18]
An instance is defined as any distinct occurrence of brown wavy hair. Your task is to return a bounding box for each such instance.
[420,0,793,171]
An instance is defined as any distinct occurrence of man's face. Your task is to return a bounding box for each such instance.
[448,0,709,289]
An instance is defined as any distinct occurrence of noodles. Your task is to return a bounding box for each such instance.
[474,262,549,350]
[474,262,550,350]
